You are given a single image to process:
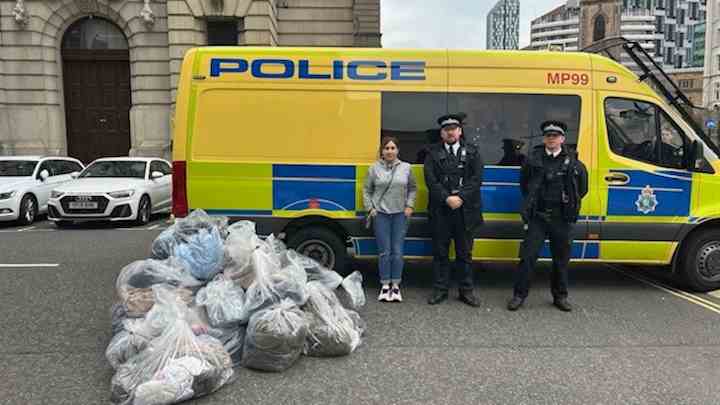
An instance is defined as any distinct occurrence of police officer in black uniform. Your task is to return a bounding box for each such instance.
[424,114,484,307]
[508,120,588,312]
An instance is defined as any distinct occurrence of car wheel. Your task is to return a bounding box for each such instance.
[678,228,720,292]
[134,195,151,226]
[286,226,349,275]
[17,194,37,226]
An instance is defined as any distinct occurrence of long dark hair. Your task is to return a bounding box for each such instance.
[379,136,399,159]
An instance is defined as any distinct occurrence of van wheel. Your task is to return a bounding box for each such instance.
[286,227,348,275]
[678,229,720,292]
[17,194,37,226]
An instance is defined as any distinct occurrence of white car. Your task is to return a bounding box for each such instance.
[0,156,84,225]
[47,157,172,226]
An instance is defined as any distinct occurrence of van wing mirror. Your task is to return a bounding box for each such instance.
[688,140,704,171]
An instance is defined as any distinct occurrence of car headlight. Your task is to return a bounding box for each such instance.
[0,190,17,200]
[108,189,135,199]
[50,190,65,199]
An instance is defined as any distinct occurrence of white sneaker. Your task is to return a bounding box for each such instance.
[390,287,402,302]
[378,286,391,302]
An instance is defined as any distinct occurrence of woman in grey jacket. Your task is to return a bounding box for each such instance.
[363,136,417,302]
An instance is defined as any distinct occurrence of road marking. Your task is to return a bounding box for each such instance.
[0,263,59,268]
[147,224,160,230]
[610,265,720,315]
[17,226,36,232]
[708,290,720,299]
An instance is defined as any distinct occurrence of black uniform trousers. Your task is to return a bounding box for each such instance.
[431,206,474,292]
[514,208,571,299]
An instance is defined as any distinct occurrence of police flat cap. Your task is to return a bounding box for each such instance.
[540,120,568,136]
[437,113,466,128]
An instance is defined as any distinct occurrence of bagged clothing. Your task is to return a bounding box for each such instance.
[208,326,245,368]
[150,210,229,260]
[116,259,200,316]
[111,302,129,337]
[223,221,261,289]
[241,299,307,372]
[336,271,366,310]
[173,227,224,281]
[110,307,233,404]
[196,278,247,328]
[106,323,151,370]
[303,281,362,357]
[287,251,343,290]
[243,249,309,321]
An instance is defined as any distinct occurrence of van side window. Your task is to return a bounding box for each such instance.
[604,98,688,170]
[380,92,448,164]
[448,93,581,166]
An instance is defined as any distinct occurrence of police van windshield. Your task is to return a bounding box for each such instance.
[584,37,719,156]
[0,160,38,177]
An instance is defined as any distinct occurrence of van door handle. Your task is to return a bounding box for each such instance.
[605,172,630,185]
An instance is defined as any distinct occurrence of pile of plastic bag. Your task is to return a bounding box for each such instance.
[107,210,367,404]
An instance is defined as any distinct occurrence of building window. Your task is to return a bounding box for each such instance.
[678,9,685,25]
[207,19,239,46]
[593,15,607,42]
[678,79,693,89]
[657,0,665,9]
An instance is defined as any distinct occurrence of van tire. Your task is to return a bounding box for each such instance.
[286,226,349,275]
[678,228,720,292]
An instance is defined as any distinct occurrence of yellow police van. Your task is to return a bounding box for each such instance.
[172,38,720,292]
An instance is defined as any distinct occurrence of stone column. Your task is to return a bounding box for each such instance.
[353,0,381,47]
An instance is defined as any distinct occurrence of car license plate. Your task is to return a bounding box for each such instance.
[68,201,98,209]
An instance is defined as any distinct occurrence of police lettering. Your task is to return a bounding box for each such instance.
[209,58,426,81]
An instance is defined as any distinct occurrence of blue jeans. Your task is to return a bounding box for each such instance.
[373,212,407,285]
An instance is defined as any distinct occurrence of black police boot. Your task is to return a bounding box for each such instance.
[553,297,572,312]
[507,296,524,311]
[458,289,481,307]
[428,290,449,305]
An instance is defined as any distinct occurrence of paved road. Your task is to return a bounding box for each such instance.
[1,218,720,404]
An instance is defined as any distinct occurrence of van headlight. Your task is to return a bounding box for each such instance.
[108,189,135,199]
[50,190,65,199]
[0,190,17,200]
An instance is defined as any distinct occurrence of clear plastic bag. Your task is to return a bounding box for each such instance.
[241,299,307,372]
[207,326,245,368]
[223,221,261,289]
[116,259,200,317]
[196,277,247,328]
[287,250,343,290]
[173,227,224,281]
[242,249,282,320]
[150,210,229,260]
[302,281,362,357]
[110,302,233,404]
[336,271,366,310]
[106,323,151,370]
[243,248,310,322]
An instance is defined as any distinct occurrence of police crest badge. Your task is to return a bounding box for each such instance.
[635,185,658,214]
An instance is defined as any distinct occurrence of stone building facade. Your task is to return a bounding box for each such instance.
[0,0,381,162]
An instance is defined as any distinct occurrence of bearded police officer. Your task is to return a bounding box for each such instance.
[424,114,484,307]
[508,120,588,312]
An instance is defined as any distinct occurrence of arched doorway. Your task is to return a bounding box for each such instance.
[61,17,131,163]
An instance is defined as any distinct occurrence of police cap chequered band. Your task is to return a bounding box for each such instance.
[542,124,566,137]
[440,118,461,128]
